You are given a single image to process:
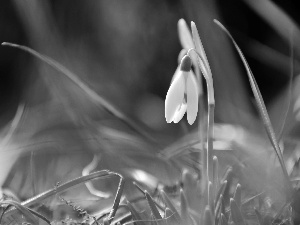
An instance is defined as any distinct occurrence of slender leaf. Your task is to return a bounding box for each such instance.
[215,194,224,221]
[5,170,116,218]
[1,42,157,145]
[215,181,228,207]
[277,31,294,141]
[254,208,264,225]
[1,200,38,225]
[108,177,125,223]
[229,198,245,225]
[159,190,181,223]
[127,201,144,225]
[233,184,242,208]
[220,213,228,225]
[203,205,214,225]
[213,156,219,192]
[165,208,180,225]
[208,181,214,216]
[180,189,192,225]
[213,20,291,191]
[145,191,162,220]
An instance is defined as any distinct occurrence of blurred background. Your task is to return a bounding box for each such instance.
[0,0,300,219]
[0,0,299,128]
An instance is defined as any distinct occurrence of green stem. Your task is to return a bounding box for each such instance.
[207,103,215,215]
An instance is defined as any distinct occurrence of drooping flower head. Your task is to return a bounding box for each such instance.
[165,19,214,126]
[165,55,199,125]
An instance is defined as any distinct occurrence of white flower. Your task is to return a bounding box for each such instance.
[165,55,199,125]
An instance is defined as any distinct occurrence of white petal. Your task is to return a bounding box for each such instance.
[171,66,180,84]
[186,72,199,125]
[173,103,187,123]
[165,71,185,123]
[190,70,202,96]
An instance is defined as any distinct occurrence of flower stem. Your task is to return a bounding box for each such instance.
[207,103,215,216]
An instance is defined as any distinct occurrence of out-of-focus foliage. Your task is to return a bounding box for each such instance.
[1,0,300,224]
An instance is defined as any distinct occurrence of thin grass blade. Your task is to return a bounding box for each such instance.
[145,191,162,220]
[5,170,114,219]
[277,31,294,141]
[1,200,38,225]
[233,184,242,209]
[165,208,180,225]
[220,213,228,225]
[254,208,264,225]
[213,156,219,192]
[159,190,181,223]
[215,194,224,221]
[83,155,110,199]
[221,167,232,183]
[208,181,215,216]
[108,177,125,223]
[213,20,291,191]
[1,42,157,145]
[229,198,245,225]
[203,205,214,225]
[180,189,192,225]
[215,180,228,207]
[242,191,265,206]
[126,201,144,225]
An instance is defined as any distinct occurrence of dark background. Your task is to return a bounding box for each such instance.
[0,0,299,130]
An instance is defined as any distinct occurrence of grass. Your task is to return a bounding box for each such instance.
[0,3,299,225]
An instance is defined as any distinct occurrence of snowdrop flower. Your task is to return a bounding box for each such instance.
[165,55,199,125]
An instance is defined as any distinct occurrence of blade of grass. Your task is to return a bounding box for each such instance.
[254,208,263,225]
[165,208,179,225]
[145,191,163,225]
[126,201,144,225]
[213,20,291,193]
[5,170,117,218]
[242,0,300,52]
[132,182,145,195]
[30,151,36,197]
[241,191,265,205]
[208,181,214,216]
[229,198,245,225]
[1,42,157,145]
[1,200,38,225]
[272,202,291,224]
[180,189,192,225]
[213,156,219,192]
[0,103,24,147]
[159,190,181,223]
[26,207,51,225]
[221,167,232,183]
[108,177,125,223]
[277,30,294,141]
[215,194,223,225]
[82,155,111,199]
[233,184,241,209]
[132,182,165,212]
[203,205,214,225]
[215,181,228,208]
[220,213,228,225]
